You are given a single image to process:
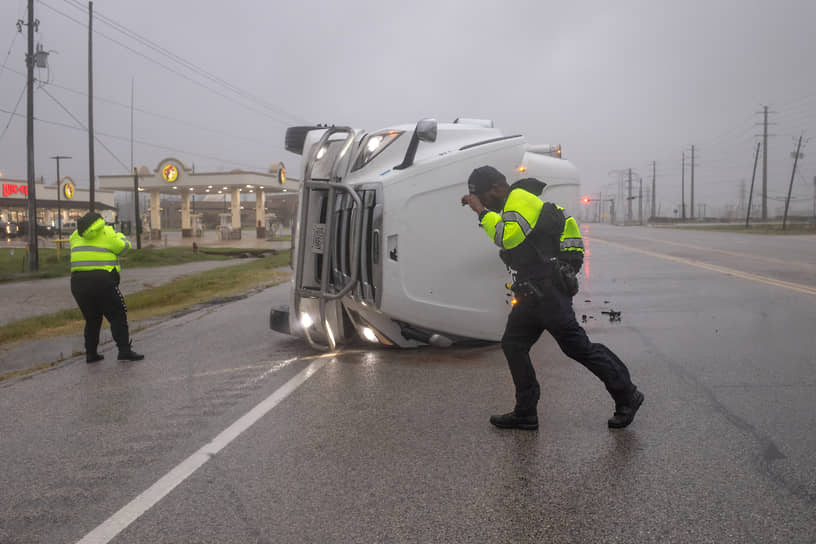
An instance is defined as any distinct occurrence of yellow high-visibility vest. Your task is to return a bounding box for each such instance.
[69,218,131,273]
[480,188,585,259]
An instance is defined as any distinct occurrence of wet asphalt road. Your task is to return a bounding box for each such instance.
[1,224,814,543]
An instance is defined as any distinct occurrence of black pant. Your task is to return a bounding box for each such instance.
[70,270,130,354]
[501,283,635,415]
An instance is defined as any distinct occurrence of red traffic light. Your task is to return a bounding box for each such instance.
[582,197,591,204]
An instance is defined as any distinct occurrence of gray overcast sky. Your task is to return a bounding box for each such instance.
[1,0,815,216]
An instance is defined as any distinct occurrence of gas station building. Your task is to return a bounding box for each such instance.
[1,176,115,227]
[98,158,296,240]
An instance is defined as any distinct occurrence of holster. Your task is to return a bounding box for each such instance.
[511,279,548,304]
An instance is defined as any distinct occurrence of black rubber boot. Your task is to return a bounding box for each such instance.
[608,389,644,429]
[489,412,539,430]
[86,353,104,363]
[117,342,144,362]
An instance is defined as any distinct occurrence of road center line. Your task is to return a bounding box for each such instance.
[589,237,816,297]
[596,232,813,268]
[76,356,330,544]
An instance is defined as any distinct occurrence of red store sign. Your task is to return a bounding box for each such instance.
[2,183,29,198]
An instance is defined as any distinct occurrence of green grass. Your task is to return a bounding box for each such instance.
[0,250,291,348]
[661,223,816,235]
[0,245,254,282]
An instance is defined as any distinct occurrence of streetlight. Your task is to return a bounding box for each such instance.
[51,155,71,238]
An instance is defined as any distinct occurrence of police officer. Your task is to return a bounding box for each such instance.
[461,165,643,430]
[70,211,144,363]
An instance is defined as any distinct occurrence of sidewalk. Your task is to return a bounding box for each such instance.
[1,259,266,327]
[0,236,292,379]
[1,228,291,250]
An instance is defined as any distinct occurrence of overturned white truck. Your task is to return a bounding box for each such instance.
[270,118,580,350]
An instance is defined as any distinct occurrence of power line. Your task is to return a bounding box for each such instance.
[0,0,26,83]
[38,0,303,127]
[0,83,26,143]
[0,105,269,172]
[3,66,269,145]
[61,0,305,126]
[40,85,130,171]
[774,91,816,114]
[0,29,20,84]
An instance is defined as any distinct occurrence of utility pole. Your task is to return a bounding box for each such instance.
[756,105,776,221]
[651,160,656,220]
[638,177,643,225]
[133,167,141,249]
[627,168,633,223]
[681,152,686,220]
[51,155,71,238]
[130,77,134,174]
[88,1,96,212]
[23,0,40,272]
[691,145,698,219]
[813,176,816,223]
[746,142,760,227]
[783,134,805,230]
[596,194,602,222]
[761,106,768,220]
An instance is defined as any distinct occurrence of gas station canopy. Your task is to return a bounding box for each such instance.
[98,158,298,239]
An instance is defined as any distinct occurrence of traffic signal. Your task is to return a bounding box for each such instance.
[582,196,591,204]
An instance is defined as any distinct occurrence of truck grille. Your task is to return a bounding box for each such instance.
[314,184,382,307]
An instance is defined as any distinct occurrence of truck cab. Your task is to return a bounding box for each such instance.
[271,118,580,350]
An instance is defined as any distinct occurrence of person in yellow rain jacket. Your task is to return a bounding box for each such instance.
[69,211,143,363]
[461,166,642,430]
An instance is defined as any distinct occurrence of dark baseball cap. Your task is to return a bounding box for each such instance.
[467,165,506,195]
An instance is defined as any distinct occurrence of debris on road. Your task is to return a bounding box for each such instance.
[601,309,622,322]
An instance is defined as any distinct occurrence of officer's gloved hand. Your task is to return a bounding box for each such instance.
[561,254,583,275]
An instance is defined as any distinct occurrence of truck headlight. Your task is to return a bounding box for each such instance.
[361,327,379,343]
[352,131,402,171]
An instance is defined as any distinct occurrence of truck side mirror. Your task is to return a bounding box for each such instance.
[394,118,438,170]
[415,118,437,142]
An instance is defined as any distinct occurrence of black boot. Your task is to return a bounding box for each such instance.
[117,342,144,362]
[608,389,644,429]
[86,353,104,363]
[489,411,539,430]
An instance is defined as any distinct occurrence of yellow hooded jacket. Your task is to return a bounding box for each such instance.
[69,217,131,273]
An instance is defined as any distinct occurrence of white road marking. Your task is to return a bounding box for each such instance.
[76,356,329,544]
[590,237,816,296]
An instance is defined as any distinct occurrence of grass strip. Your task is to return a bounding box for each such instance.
[0,245,266,282]
[0,251,291,347]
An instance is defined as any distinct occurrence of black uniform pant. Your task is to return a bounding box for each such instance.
[70,270,130,354]
[501,283,635,416]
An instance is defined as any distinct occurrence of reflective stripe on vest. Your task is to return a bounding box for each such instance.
[71,245,115,254]
[71,260,120,269]
[493,222,505,247]
[560,238,585,250]
[501,211,533,236]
